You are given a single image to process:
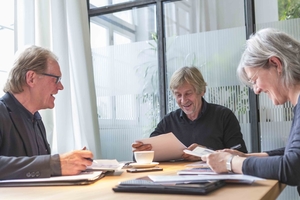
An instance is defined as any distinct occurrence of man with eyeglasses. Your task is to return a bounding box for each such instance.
[0,45,93,180]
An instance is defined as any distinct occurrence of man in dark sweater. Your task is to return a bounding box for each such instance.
[132,66,247,161]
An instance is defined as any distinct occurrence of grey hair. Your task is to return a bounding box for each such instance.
[4,45,58,93]
[237,28,300,88]
[169,66,207,94]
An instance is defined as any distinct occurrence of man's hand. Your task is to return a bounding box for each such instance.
[132,141,152,151]
[59,150,93,175]
[181,143,202,161]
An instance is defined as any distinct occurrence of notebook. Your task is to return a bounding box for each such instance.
[0,171,104,187]
[112,176,225,195]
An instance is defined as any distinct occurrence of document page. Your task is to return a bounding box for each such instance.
[138,132,187,162]
[0,171,103,184]
[148,174,265,184]
[86,159,122,171]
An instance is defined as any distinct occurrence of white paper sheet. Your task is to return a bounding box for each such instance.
[183,146,215,157]
[185,161,209,168]
[148,174,265,184]
[86,159,122,171]
[177,168,217,175]
[138,132,187,162]
[0,171,102,183]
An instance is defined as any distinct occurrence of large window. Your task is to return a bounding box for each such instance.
[90,3,158,160]
[163,0,251,151]
[89,0,251,160]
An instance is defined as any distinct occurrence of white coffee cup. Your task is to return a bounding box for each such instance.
[134,151,154,164]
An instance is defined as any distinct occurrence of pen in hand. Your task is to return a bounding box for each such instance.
[82,146,97,163]
[230,144,241,150]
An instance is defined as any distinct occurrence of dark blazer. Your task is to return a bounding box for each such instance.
[0,93,52,180]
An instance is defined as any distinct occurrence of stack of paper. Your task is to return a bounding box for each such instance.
[178,161,215,175]
[86,159,122,171]
[185,161,209,168]
[177,168,217,175]
[0,171,104,186]
[148,174,265,184]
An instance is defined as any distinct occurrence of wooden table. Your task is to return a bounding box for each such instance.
[0,162,285,200]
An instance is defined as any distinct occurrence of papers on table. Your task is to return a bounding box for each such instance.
[185,161,209,168]
[148,174,265,184]
[138,132,187,162]
[178,161,216,175]
[0,171,103,186]
[177,168,217,175]
[86,159,122,171]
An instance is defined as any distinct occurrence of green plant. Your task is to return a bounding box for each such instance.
[135,32,185,135]
[278,0,300,20]
[135,33,160,135]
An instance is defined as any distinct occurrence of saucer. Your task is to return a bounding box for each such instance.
[129,162,159,168]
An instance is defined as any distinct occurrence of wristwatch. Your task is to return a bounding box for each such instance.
[226,155,235,173]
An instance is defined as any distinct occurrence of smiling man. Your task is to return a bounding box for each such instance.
[0,45,93,180]
[132,66,247,161]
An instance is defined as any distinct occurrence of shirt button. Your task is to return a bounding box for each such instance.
[35,171,40,177]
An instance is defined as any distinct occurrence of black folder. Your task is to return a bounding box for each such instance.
[112,176,225,195]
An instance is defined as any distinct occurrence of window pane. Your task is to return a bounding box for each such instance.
[164,0,245,37]
[90,5,158,161]
[89,0,136,8]
[90,23,108,48]
[164,0,251,152]
[0,0,14,96]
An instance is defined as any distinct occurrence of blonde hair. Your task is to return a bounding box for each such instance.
[169,66,207,94]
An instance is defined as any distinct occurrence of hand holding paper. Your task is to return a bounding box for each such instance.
[137,132,186,162]
[132,141,152,151]
[183,145,215,157]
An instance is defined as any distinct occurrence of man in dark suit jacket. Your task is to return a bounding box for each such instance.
[0,45,93,180]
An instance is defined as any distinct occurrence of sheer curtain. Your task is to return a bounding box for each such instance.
[15,0,101,158]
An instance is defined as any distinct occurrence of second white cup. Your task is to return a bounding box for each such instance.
[134,151,154,164]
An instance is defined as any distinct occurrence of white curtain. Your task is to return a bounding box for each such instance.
[15,0,101,158]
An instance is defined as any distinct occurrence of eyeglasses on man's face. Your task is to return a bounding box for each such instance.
[41,73,61,84]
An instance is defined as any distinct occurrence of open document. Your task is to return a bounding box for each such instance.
[148,174,265,184]
[177,161,215,175]
[138,132,187,161]
[0,171,103,187]
[86,159,122,171]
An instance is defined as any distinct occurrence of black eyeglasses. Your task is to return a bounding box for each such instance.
[41,73,61,84]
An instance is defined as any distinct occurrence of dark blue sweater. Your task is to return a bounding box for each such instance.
[150,98,248,153]
[243,96,300,195]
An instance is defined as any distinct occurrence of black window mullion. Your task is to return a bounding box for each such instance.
[244,0,260,152]
[156,0,167,118]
